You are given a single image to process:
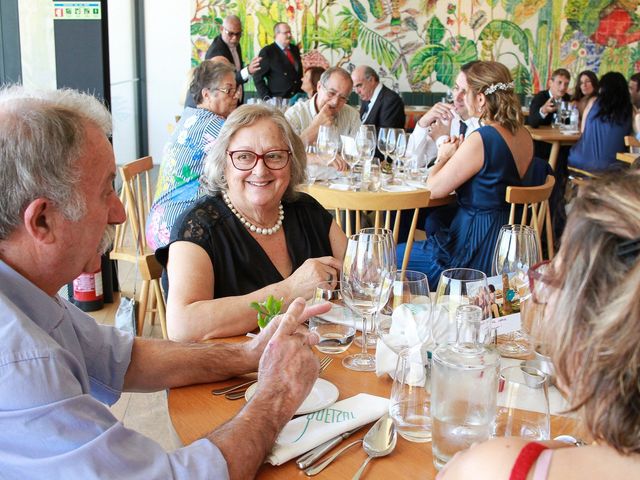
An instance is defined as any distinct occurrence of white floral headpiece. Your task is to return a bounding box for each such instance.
[484,82,514,95]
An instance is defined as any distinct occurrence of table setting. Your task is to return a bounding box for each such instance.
[167,227,582,479]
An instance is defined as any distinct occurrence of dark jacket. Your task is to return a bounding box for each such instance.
[253,42,303,99]
[360,85,406,129]
[526,90,570,128]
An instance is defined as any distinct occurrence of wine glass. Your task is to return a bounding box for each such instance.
[378,270,431,354]
[309,281,357,354]
[317,125,339,166]
[341,232,395,371]
[377,127,389,166]
[356,127,376,163]
[432,268,492,349]
[492,224,540,358]
[341,141,358,190]
[493,365,550,440]
[305,143,319,185]
[394,132,409,182]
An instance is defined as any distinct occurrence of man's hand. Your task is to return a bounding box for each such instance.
[254,299,325,419]
[430,119,450,139]
[417,103,455,129]
[248,56,261,75]
[541,97,557,115]
[315,103,338,127]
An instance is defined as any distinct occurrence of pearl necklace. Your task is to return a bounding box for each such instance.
[223,192,284,235]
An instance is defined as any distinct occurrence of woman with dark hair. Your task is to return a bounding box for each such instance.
[289,66,326,106]
[146,60,240,250]
[438,169,640,479]
[568,71,632,173]
[398,61,540,287]
[571,70,599,119]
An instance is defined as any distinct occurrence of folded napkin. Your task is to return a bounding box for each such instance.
[375,303,431,377]
[266,393,389,465]
[329,182,349,191]
[315,304,364,331]
[340,135,357,156]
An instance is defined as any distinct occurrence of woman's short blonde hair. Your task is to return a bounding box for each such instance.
[201,104,307,199]
[541,169,640,454]
[465,61,523,134]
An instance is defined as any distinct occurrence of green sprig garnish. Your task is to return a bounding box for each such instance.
[250,295,284,329]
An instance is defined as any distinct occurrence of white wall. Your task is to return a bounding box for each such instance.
[144,0,191,163]
[18,0,56,89]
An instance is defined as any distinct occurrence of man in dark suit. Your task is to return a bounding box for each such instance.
[202,15,261,105]
[253,22,303,100]
[351,65,405,130]
[526,68,571,159]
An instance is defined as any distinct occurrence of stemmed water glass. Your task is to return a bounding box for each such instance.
[492,224,540,358]
[377,127,389,166]
[341,232,396,371]
[393,131,409,182]
[317,125,340,166]
[432,268,492,349]
[341,142,358,190]
[355,126,376,189]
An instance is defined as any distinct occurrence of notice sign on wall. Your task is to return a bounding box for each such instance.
[53,2,101,20]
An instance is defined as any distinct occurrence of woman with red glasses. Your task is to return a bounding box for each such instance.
[438,169,640,479]
[156,104,347,341]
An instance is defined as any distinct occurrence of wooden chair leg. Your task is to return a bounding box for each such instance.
[137,280,150,336]
[152,279,168,339]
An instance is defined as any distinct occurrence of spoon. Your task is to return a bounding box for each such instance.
[352,415,397,480]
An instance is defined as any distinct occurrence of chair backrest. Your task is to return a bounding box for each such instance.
[307,185,431,271]
[505,175,555,260]
[624,135,640,150]
[113,156,154,256]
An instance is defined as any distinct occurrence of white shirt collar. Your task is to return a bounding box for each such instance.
[367,83,383,108]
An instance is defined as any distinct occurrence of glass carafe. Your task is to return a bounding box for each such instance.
[431,305,499,470]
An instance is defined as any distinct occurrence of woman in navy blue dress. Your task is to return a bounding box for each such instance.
[398,61,536,287]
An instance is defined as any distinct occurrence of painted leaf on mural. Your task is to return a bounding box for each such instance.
[426,16,446,44]
[485,0,500,9]
[513,0,546,24]
[410,36,477,86]
[368,0,385,19]
[350,0,368,22]
[409,44,443,83]
[479,20,529,60]
[564,0,612,38]
[500,0,518,16]
[599,45,632,75]
[510,63,531,94]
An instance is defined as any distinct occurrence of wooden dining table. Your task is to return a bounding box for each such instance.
[168,338,581,479]
[525,126,581,171]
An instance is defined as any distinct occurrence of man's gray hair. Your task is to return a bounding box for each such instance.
[0,85,111,240]
[320,67,353,88]
[362,66,379,82]
[202,104,306,199]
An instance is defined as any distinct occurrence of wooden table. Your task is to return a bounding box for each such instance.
[525,126,581,171]
[168,341,580,479]
[616,152,638,165]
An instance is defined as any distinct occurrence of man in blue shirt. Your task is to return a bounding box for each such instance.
[0,86,328,479]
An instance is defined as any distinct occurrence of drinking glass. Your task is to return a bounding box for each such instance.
[389,347,432,442]
[341,232,395,371]
[356,127,376,163]
[317,125,340,166]
[385,128,401,181]
[493,365,550,440]
[393,131,409,182]
[559,101,571,130]
[309,281,357,354]
[492,224,540,358]
[378,270,431,354]
[433,268,492,348]
[305,144,319,185]
[368,158,382,192]
[341,142,358,190]
[377,127,389,165]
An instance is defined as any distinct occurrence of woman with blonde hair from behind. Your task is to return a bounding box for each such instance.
[398,61,541,287]
[438,169,640,479]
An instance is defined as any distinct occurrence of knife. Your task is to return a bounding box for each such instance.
[295,427,362,469]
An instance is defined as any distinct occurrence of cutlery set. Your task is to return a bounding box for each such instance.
[211,356,334,400]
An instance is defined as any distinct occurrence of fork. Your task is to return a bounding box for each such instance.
[224,356,333,400]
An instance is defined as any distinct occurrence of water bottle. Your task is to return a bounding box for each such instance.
[569,105,579,132]
[430,305,499,470]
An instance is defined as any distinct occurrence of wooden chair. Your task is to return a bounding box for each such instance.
[624,135,640,150]
[505,175,555,260]
[307,185,431,271]
[110,156,168,339]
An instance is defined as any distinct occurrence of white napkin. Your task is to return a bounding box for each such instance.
[375,303,430,377]
[266,393,389,465]
[340,135,357,156]
[316,304,364,331]
[329,183,349,191]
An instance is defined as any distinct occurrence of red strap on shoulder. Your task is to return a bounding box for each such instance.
[509,442,549,480]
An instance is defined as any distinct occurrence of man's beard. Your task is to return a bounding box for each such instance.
[98,225,116,255]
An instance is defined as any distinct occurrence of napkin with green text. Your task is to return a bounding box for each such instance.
[266,393,389,465]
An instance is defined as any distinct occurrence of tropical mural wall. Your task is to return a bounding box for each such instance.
[190,0,640,95]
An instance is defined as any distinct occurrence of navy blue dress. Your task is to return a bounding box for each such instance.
[398,126,534,288]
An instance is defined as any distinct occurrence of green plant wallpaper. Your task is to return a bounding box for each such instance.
[190,0,640,94]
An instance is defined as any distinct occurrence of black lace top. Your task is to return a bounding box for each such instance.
[155,192,333,299]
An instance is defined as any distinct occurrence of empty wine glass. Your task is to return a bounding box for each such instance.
[317,125,340,166]
[341,232,395,371]
[394,132,409,182]
[356,127,376,163]
[378,270,431,354]
[377,127,389,167]
[492,225,540,358]
[305,144,319,185]
[341,141,358,190]
[433,268,492,349]
[309,281,357,354]
[493,365,550,440]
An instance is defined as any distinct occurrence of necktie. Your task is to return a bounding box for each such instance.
[361,102,370,121]
[459,120,468,137]
[285,48,295,66]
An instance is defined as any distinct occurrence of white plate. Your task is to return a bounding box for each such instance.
[404,180,428,189]
[560,130,579,136]
[381,185,415,192]
[244,378,339,415]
